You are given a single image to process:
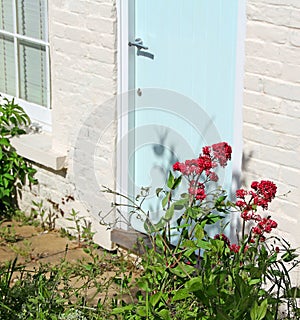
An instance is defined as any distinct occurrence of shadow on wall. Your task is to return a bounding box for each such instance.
[230,150,255,241]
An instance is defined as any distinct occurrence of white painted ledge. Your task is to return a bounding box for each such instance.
[11,133,67,171]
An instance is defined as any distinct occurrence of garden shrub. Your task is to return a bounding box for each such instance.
[0,97,37,218]
[105,142,300,319]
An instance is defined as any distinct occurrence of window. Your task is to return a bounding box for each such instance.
[0,0,50,125]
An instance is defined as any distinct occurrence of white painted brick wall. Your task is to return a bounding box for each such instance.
[243,0,300,277]
[19,0,118,250]
[16,0,300,263]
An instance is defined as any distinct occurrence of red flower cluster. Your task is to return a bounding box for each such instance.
[252,217,278,235]
[172,142,232,202]
[214,233,242,253]
[250,180,277,209]
[211,142,232,167]
[172,155,214,176]
[202,142,232,168]
[229,243,241,253]
[188,181,206,200]
[236,180,278,241]
[236,180,277,212]
[214,233,231,246]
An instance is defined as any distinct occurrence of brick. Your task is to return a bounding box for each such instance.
[77,60,115,78]
[99,34,116,49]
[245,39,281,61]
[50,9,84,27]
[281,63,300,84]
[247,3,291,26]
[64,26,101,45]
[245,56,282,77]
[243,122,281,147]
[278,134,300,152]
[244,73,264,92]
[290,8,300,28]
[241,154,281,180]
[280,166,300,189]
[86,17,116,34]
[87,45,116,64]
[249,0,300,9]
[290,29,300,47]
[259,144,299,169]
[263,78,300,101]
[67,0,88,15]
[52,37,87,58]
[243,90,281,113]
[87,3,116,19]
[289,28,300,46]
[247,21,288,44]
[279,46,300,64]
[279,99,300,119]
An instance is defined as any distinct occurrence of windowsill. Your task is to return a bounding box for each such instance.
[11,132,67,171]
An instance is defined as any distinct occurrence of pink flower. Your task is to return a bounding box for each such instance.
[208,171,219,182]
[214,233,231,246]
[236,189,248,198]
[189,181,206,201]
[211,142,232,167]
[202,146,211,155]
[230,244,240,253]
[173,162,181,171]
[251,181,259,190]
[252,217,278,237]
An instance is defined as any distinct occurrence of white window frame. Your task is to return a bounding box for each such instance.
[0,0,51,131]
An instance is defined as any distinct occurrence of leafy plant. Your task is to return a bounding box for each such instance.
[104,142,300,319]
[31,200,61,231]
[66,209,95,247]
[0,97,37,218]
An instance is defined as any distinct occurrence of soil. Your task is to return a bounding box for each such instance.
[0,220,98,266]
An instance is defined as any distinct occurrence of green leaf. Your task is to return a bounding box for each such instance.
[173,198,188,210]
[136,306,147,317]
[284,287,300,298]
[150,291,162,307]
[195,239,211,250]
[172,175,182,190]
[111,305,134,315]
[282,249,298,262]
[250,299,268,320]
[194,224,204,240]
[161,192,170,208]
[249,279,261,285]
[157,309,171,320]
[164,204,174,222]
[167,171,175,188]
[169,262,194,278]
[185,277,202,292]
[172,288,190,301]
[156,188,163,196]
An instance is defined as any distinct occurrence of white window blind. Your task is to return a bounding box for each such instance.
[0,0,50,109]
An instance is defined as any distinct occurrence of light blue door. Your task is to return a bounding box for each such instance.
[128,0,239,232]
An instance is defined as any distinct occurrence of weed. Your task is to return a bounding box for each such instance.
[8,239,32,262]
[66,209,95,247]
[31,200,59,231]
[0,223,20,243]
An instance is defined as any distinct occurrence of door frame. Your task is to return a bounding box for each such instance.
[116,0,246,239]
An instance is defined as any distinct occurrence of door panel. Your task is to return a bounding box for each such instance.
[129,0,239,232]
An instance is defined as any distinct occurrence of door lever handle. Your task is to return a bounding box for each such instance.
[128,38,148,50]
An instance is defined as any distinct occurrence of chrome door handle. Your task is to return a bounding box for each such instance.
[128,38,148,50]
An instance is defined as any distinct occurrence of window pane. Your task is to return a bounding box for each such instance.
[0,0,14,32]
[0,35,15,95]
[17,0,47,41]
[19,41,47,107]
